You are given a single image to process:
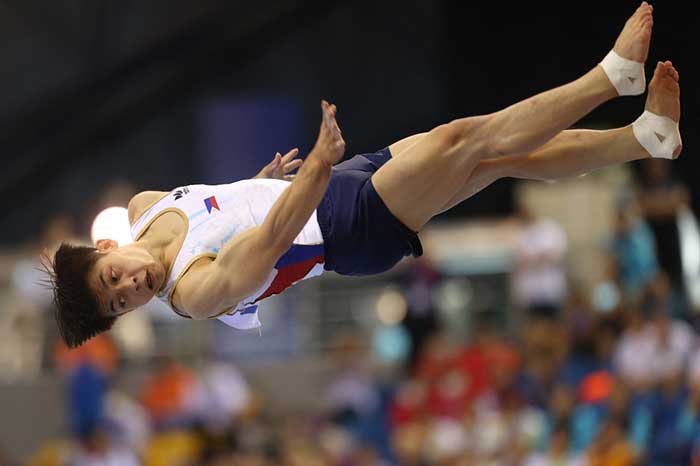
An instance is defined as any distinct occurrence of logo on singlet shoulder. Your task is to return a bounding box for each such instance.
[204,196,220,213]
[173,187,190,200]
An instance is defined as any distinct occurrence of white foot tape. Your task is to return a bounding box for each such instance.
[632,110,682,159]
[600,50,645,96]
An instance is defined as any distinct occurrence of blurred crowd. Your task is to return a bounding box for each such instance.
[1,158,699,466]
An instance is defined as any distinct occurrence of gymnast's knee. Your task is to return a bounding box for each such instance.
[428,115,490,159]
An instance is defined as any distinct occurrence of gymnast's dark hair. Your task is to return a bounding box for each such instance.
[43,243,116,348]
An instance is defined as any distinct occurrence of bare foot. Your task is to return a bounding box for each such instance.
[613,2,653,63]
[645,61,682,157]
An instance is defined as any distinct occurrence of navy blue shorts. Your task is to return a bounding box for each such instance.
[316,147,423,276]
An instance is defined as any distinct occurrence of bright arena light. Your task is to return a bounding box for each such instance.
[375,288,407,325]
[91,207,132,246]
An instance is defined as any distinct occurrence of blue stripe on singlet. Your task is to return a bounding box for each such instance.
[274,244,324,268]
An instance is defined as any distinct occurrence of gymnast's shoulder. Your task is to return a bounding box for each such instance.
[127,190,168,224]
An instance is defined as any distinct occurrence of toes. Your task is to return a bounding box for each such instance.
[636,4,653,22]
[666,78,680,92]
[663,61,680,81]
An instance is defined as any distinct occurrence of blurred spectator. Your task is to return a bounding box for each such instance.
[546,383,576,431]
[470,342,547,463]
[402,258,440,370]
[0,214,79,381]
[390,378,428,427]
[590,318,618,374]
[637,159,690,292]
[68,363,109,440]
[413,328,494,420]
[140,357,200,430]
[561,318,618,395]
[324,333,381,424]
[607,191,659,303]
[519,314,569,407]
[512,201,568,318]
[523,422,585,466]
[646,366,697,466]
[54,334,119,377]
[586,418,638,466]
[559,292,603,389]
[103,389,151,455]
[641,269,686,320]
[613,307,657,391]
[562,289,597,344]
[569,370,615,453]
[53,333,120,454]
[649,307,695,384]
[570,376,652,458]
[323,332,395,461]
[196,358,252,434]
[634,271,696,385]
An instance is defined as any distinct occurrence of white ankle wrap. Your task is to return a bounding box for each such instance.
[600,50,645,96]
[632,110,682,159]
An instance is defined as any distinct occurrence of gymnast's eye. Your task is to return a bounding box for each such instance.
[111,269,118,283]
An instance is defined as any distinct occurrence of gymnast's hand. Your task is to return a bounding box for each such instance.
[254,148,302,181]
[310,100,345,167]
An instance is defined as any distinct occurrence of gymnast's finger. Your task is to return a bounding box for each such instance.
[283,159,303,173]
[280,148,300,164]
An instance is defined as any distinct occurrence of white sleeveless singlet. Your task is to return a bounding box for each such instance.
[129,179,325,330]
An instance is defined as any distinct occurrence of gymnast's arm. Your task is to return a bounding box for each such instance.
[178,101,345,319]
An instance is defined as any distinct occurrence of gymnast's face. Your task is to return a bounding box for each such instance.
[90,239,164,316]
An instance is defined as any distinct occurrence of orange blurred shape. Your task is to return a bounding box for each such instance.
[140,361,196,422]
[53,334,119,376]
[579,370,614,404]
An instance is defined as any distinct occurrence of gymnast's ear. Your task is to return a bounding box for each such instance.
[95,238,119,251]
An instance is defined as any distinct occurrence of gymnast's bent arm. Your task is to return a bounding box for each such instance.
[180,101,345,319]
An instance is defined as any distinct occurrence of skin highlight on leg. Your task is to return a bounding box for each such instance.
[388,132,427,157]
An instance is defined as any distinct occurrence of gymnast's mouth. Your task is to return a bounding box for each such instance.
[146,271,153,290]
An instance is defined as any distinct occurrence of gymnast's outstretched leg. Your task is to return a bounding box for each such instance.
[438,61,682,210]
[373,3,654,232]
